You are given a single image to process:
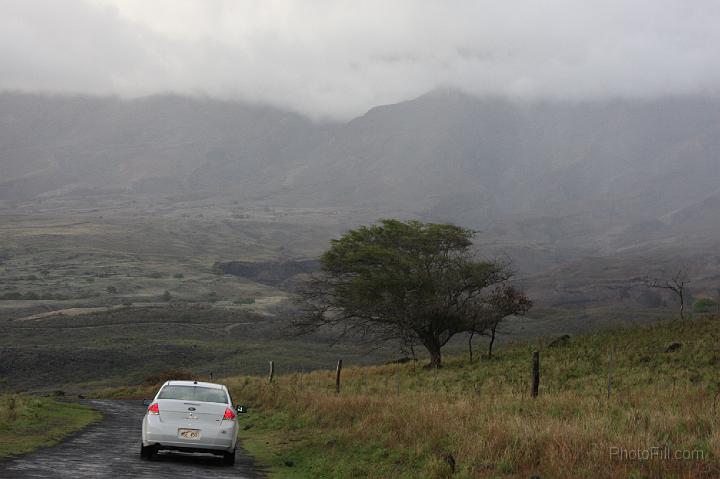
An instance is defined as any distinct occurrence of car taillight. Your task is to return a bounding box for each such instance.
[223,408,236,420]
[148,403,159,415]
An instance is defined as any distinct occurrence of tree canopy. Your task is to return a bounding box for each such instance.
[296,219,531,367]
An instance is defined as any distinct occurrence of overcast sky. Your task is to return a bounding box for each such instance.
[2,0,720,119]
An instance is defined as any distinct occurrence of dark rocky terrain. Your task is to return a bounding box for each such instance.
[213,260,320,287]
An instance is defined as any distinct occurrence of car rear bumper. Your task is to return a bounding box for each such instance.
[143,432,235,452]
[145,439,234,453]
[153,445,231,455]
[143,418,236,452]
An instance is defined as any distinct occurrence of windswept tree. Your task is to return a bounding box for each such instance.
[294,219,524,368]
[465,285,533,361]
[644,270,689,320]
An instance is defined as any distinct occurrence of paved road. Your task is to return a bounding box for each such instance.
[0,400,264,478]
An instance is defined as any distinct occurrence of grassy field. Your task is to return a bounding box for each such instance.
[139,314,720,479]
[223,315,720,478]
[0,395,100,458]
[92,314,720,477]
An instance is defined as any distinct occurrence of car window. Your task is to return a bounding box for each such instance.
[157,385,228,404]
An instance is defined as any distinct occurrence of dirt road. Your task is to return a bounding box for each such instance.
[0,400,264,478]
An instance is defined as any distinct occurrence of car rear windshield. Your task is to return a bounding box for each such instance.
[158,385,228,404]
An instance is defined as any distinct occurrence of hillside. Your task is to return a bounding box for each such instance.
[0,93,324,200]
[3,92,720,227]
[2,91,720,387]
[3,92,720,256]
[98,314,720,478]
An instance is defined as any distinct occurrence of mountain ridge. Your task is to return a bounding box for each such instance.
[1,90,719,284]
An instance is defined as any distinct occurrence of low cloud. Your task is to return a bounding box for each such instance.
[2,0,720,119]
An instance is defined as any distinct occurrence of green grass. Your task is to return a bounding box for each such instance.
[238,413,429,479]
[221,314,720,478]
[0,395,101,458]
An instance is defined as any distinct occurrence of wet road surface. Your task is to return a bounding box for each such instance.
[0,400,264,478]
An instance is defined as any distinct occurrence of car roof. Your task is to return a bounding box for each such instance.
[163,380,225,389]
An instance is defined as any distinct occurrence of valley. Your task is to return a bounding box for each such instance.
[2,92,720,394]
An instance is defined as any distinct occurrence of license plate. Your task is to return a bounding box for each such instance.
[178,428,200,440]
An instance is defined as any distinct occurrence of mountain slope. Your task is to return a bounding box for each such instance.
[0,93,324,199]
[1,90,719,269]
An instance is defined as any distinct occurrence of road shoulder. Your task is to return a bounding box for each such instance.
[0,395,101,458]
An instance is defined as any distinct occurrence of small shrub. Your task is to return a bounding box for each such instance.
[0,292,23,300]
[497,458,515,475]
[173,273,184,279]
[106,286,118,294]
[143,369,194,385]
[234,298,255,305]
[42,293,69,300]
[693,298,718,313]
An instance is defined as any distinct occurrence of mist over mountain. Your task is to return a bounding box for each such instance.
[2,91,719,237]
[0,93,326,200]
[2,90,720,294]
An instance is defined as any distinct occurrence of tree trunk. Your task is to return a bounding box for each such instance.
[422,336,443,369]
[487,327,497,360]
[531,351,540,398]
[428,348,442,369]
[468,331,474,362]
[679,290,685,320]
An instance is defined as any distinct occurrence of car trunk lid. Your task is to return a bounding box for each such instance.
[155,399,227,427]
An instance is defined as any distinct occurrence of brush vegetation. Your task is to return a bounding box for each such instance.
[0,395,100,457]
[97,315,720,478]
[235,315,720,478]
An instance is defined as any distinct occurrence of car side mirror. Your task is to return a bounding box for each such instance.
[235,405,247,414]
[142,399,151,406]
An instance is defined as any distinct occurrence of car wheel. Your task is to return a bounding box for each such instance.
[223,450,236,466]
[140,444,155,460]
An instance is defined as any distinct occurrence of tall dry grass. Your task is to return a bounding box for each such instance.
[225,317,720,478]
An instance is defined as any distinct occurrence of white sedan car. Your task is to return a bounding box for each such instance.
[141,380,246,465]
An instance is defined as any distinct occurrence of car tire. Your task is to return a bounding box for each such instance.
[223,450,236,466]
[140,444,155,460]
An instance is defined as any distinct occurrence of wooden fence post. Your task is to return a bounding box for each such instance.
[335,359,343,393]
[395,368,400,395]
[268,360,275,384]
[531,351,540,398]
[607,346,613,400]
